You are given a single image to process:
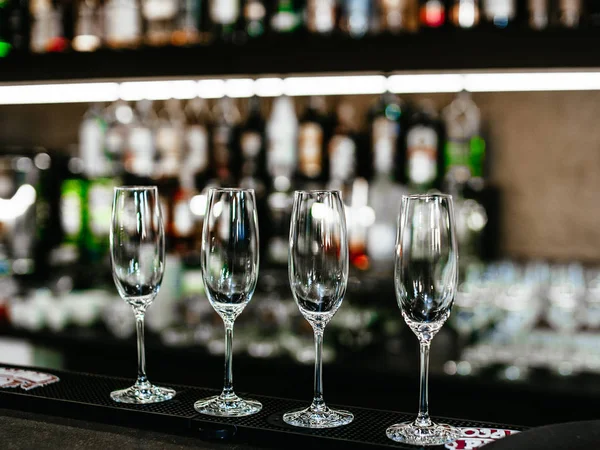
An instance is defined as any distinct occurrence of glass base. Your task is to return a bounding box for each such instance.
[194,393,262,417]
[283,404,354,429]
[386,421,461,446]
[110,382,176,404]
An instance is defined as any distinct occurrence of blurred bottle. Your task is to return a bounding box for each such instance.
[377,0,419,33]
[307,0,337,34]
[0,0,11,56]
[238,96,270,262]
[266,95,297,266]
[6,0,30,53]
[340,0,372,37]
[124,99,156,185]
[419,0,446,28]
[295,96,331,190]
[528,0,549,30]
[142,0,178,46]
[73,0,101,51]
[555,0,581,28]
[184,97,211,190]
[482,0,516,28]
[271,0,302,33]
[244,0,266,37]
[209,0,241,41]
[172,0,204,45]
[368,92,407,185]
[588,0,600,27]
[404,100,444,191]
[80,103,109,179]
[450,0,480,28]
[30,0,69,53]
[104,0,142,49]
[442,91,483,193]
[104,99,134,176]
[211,96,240,186]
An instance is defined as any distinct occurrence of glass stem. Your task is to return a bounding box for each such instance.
[222,322,235,398]
[312,330,325,410]
[416,341,432,427]
[135,316,148,386]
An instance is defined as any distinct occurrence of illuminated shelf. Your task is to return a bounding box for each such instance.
[0,29,599,83]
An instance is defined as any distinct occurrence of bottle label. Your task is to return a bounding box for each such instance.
[128,127,155,177]
[420,0,446,27]
[372,116,397,173]
[451,0,480,28]
[345,0,370,36]
[245,1,266,21]
[483,0,515,20]
[173,199,194,237]
[329,135,355,181]
[60,180,83,240]
[186,125,209,173]
[406,125,438,186]
[241,131,262,159]
[298,122,323,178]
[88,181,113,237]
[80,118,107,177]
[308,0,336,33]
[105,1,140,42]
[210,0,240,25]
[142,0,178,20]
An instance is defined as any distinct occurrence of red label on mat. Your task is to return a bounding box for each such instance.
[445,428,520,449]
[0,367,60,391]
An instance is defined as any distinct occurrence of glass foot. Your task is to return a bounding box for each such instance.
[110,382,175,404]
[283,404,354,429]
[194,393,262,417]
[386,421,461,446]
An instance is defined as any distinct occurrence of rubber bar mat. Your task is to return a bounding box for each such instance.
[0,365,526,449]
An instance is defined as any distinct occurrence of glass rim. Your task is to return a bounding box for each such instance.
[208,187,255,193]
[402,193,453,201]
[294,189,342,195]
[114,185,158,191]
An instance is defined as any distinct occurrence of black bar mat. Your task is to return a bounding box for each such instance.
[0,365,526,449]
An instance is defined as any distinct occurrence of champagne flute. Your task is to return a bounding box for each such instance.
[283,190,353,428]
[386,194,460,446]
[110,186,175,404]
[194,188,262,417]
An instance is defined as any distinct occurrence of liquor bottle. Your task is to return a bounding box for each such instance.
[104,0,142,49]
[211,96,241,186]
[104,99,134,176]
[238,96,270,262]
[266,95,297,266]
[295,96,331,190]
[556,0,581,28]
[450,0,480,28]
[271,0,302,33]
[368,92,407,185]
[73,0,101,51]
[8,0,30,52]
[0,0,11,57]
[404,100,444,191]
[171,171,199,258]
[58,156,86,268]
[124,100,156,185]
[527,0,549,30]
[183,97,211,190]
[306,0,336,34]
[172,0,202,45]
[419,0,446,28]
[442,91,483,193]
[142,0,178,46]
[209,0,241,41]
[588,0,600,27]
[30,0,69,52]
[340,0,372,37]
[79,103,109,180]
[482,0,516,28]
[244,0,266,37]
[378,0,419,33]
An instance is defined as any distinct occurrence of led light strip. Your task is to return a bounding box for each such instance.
[1,72,600,105]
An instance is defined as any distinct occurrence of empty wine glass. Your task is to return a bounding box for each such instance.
[283,190,353,429]
[194,188,262,417]
[110,186,175,404]
[386,194,460,446]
